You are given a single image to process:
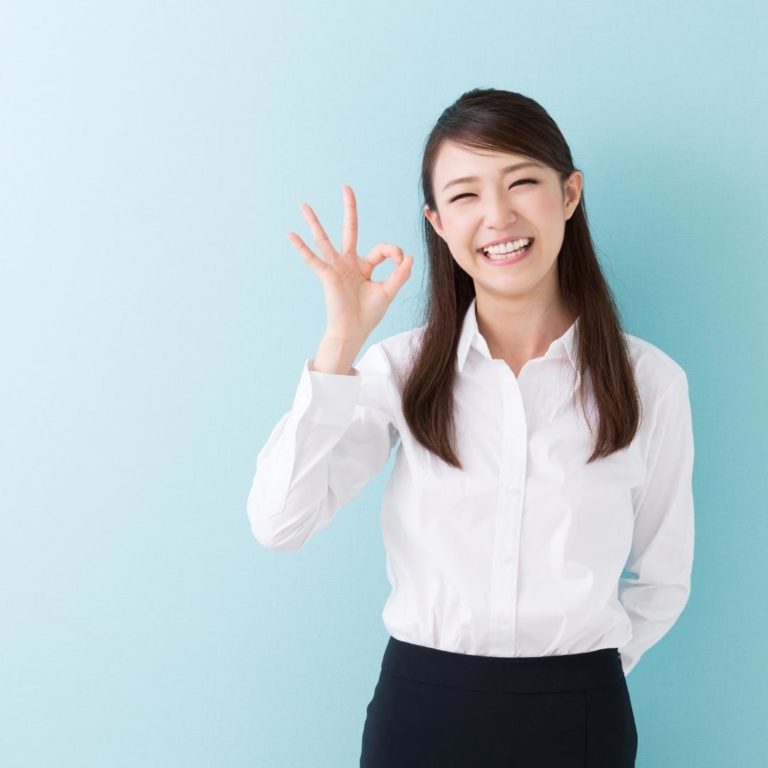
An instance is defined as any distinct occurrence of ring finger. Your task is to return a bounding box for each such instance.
[299,203,337,262]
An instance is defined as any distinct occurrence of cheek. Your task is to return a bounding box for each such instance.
[534,192,567,221]
[517,196,548,221]
[438,208,462,229]
[438,212,471,243]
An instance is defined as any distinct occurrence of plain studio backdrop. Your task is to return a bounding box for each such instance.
[1,1,766,766]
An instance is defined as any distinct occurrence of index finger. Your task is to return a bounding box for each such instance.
[341,185,358,256]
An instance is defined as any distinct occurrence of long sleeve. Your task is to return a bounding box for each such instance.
[618,370,695,676]
[246,341,399,552]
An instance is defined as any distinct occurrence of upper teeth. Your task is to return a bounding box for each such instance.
[482,238,531,255]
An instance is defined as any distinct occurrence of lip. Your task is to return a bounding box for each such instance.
[476,236,534,252]
[480,240,533,266]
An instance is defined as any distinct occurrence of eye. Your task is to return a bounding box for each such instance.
[448,179,538,203]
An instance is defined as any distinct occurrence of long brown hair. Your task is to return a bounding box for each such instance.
[401,87,641,469]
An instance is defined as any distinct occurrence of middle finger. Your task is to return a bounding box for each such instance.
[341,185,358,256]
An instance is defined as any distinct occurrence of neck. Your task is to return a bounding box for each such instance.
[473,293,576,366]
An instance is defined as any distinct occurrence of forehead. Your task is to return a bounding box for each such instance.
[433,141,545,186]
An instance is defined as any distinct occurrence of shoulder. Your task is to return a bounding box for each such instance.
[623,330,689,402]
[379,323,427,357]
[361,323,427,384]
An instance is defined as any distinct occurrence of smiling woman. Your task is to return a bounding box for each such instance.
[248,87,694,768]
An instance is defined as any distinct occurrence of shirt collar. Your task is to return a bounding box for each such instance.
[456,297,579,373]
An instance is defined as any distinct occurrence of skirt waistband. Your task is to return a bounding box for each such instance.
[381,636,625,694]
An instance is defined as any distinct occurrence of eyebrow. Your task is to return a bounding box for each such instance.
[441,162,544,193]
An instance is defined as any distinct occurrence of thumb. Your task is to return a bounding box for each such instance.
[382,254,413,299]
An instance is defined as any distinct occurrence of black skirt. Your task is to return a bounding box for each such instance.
[360,636,637,767]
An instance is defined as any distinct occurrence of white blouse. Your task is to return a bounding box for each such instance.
[247,297,695,677]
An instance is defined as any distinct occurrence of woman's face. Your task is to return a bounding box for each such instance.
[424,140,582,303]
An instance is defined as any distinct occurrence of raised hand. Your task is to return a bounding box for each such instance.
[287,185,414,348]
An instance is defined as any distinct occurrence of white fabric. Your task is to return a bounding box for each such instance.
[247,298,695,676]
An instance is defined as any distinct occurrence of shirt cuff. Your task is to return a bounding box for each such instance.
[291,357,363,425]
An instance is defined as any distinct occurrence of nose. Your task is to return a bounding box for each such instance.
[484,189,517,229]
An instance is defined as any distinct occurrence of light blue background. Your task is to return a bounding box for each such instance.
[1,1,766,766]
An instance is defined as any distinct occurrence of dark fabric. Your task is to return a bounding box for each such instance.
[360,636,637,767]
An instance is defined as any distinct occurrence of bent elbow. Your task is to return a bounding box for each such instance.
[251,526,305,552]
[246,494,309,553]
[248,514,305,552]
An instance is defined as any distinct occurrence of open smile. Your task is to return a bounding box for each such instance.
[478,239,533,266]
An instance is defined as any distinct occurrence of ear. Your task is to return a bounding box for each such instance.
[424,204,446,241]
[563,171,583,221]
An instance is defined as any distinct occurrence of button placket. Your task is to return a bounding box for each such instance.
[490,364,528,650]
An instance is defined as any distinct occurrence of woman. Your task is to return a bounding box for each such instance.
[247,88,695,767]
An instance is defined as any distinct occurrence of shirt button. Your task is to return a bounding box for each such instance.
[499,613,509,626]
[504,553,514,564]
[506,484,519,495]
